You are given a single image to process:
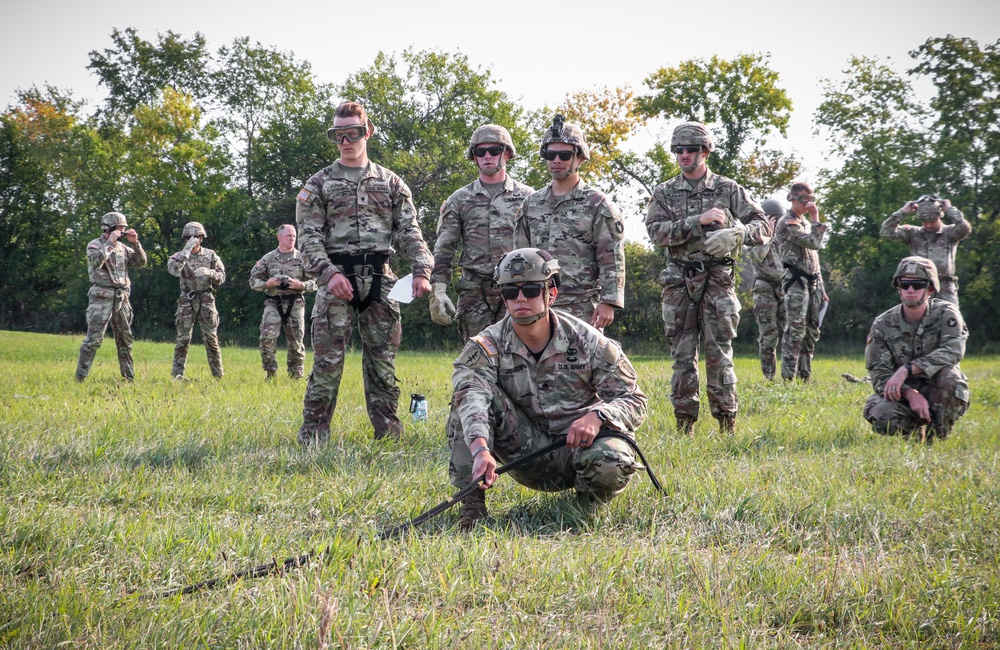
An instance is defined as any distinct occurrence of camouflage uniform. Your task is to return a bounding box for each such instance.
[432,176,534,339]
[513,182,626,320]
[296,161,433,442]
[774,210,827,381]
[448,310,647,501]
[76,234,147,381]
[864,299,969,439]
[880,207,971,306]
[249,247,317,378]
[645,171,769,426]
[745,232,785,380]
[167,245,226,378]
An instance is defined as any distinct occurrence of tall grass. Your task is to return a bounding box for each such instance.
[1,330,998,648]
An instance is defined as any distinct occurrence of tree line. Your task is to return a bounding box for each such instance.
[2,30,997,350]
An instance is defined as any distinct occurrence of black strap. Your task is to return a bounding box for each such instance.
[267,294,300,327]
[782,265,819,293]
[329,252,388,313]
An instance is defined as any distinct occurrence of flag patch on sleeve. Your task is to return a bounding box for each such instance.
[296,188,313,204]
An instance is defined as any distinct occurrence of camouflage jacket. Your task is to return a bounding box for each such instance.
[865,299,967,395]
[645,170,770,265]
[745,238,784,286]
[451,309,648,446]
[431,176,534,284]
[249,248,318,297]
[167,247,226,294]
[86,235,147,289]
[880,208,971,280]
[774,210,827,276]
[513,181,625,308]
[295,161,433,286]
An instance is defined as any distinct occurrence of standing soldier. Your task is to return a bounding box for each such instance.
[430,124,534,339]
[448,248,647,529]
[167,221,226,379]
[295,101,433,444]
[513,114,625,330]
[75,211,147,382]
[746,198,786,380]
[880,194,971,306]
[644,121,770,435]
[864,256,969,443]
[249,224,317,380]
[774,182,828,382]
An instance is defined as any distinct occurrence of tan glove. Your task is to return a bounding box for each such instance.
[182,236,198,253]
[193,267,210,278]
[704,222,747,257]
[429,282,457,326]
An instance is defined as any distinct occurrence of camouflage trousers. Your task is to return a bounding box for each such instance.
[76,286,135,381]
[937,279,959,307]
[752,279,785,380]
[259,296,306,376]
[446,385,637,501]
[299,272,402,444]
[863,366,969,440]
[454,275,506,341]
[781,279,823,381]
[172,294,223,378]
[660,264,740,422]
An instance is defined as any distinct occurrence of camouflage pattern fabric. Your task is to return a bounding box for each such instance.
[250,248,317,376]
[432,176,534,339]
[745,229,784,380]
[864,299,969,439]
[167,246,226,377]
[513,182,626,314]
[447,310,647,500]
[299,272,402,444]
[645,170,770,423]
[76,234,147,381]
[774,210,827,381]
[295,160,431,441]
[880,207,971,306]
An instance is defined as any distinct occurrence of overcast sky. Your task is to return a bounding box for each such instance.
[2,0,997,214]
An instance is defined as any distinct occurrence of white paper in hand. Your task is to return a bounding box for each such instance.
[387,273,415,303]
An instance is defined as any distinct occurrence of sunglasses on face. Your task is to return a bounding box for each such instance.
[474,145,505,158]
[330,125,367,143]
[897,280,928,291]
[500,283,546,300]
[541,149,575,161]
[672,146,703,155]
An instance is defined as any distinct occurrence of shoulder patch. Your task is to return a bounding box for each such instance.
[296,188,313,204]
[472,335,498,357]
[948,317,957,327]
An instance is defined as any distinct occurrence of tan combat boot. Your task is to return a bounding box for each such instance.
[717,415,736,434]
[676,416,696,436]
[458,490,488,530]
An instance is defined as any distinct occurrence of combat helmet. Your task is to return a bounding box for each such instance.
[182,221,207,239]
[671,121,715,153]
[761,199,785,217]
[539,114,590,160]
[468,124,516,160]
[915,194,944,221]
[495,248,561,287]
[100,211,128,231]
[892,256,939,293]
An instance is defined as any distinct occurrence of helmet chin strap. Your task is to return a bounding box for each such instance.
[510,286,552,325]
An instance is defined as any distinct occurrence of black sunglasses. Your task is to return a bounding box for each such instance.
[671,146,703,155]
[501,283,545,300]
[541,149,575,161]
[473,145,505,157]
[897,280,928,290]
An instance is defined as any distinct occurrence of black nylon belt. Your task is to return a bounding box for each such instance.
[329,252,388,313]
[782,264,819,293]
[267,294,301,327]
[148,429,663,599]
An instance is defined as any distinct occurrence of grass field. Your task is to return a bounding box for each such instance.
[1,330,999,648]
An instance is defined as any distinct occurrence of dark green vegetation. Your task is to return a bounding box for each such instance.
[2,331,998,647]
[2,34,1000,349]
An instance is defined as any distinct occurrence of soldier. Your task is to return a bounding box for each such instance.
[745,198,786,380]
[644,121,770,435]
[295,101,433,444]
[249,224,317,380]
[167,221,226,379]
[513,114,625,329]
[863,256,969,443]
[430,124,534,339]
[880,194,971,306]
[448,248,647,529]
[75,211,147,382]
[774,182,828,382]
